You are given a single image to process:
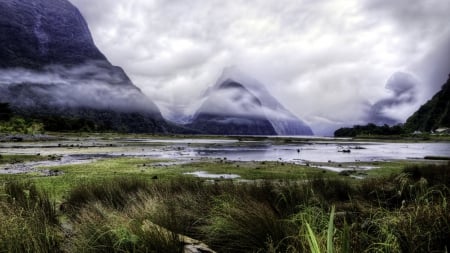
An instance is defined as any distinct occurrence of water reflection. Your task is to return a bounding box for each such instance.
[1,137,449,164]
[191,142,450,163]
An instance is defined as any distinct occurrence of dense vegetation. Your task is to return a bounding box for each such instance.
[0,103,44,134]
[0,161,449,252]
[335,75,450,137]
[404,75,450,132]
[334,123,404,137]
[0,103,13,121]
[0,102,179,133]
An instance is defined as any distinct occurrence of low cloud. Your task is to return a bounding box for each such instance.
[366,72,420,125]
[69,0,450,135]
[0,61,160,113]
[194,84,293,122]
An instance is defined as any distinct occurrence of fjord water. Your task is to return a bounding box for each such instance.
[2,137,449,164]
[193,142,450,163]
[117,136,450,163]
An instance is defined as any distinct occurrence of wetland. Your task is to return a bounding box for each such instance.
[0,133,449,252]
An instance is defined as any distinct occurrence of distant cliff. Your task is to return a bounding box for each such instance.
[404,74,450,132]
[187,68,313,136]
[0,0,178,133]
[0,0,107,68]
[334,73,450,137]
[187,79,277,135]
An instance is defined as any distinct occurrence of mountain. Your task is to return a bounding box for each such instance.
[365,72,419,126]
[404,74,450,132]
[187,80,277,135]
[0,0,105,68]
[187,68,313,135]
[0,0,175,133]
[333,73,450,137]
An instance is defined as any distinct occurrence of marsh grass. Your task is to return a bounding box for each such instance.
[68,204,184,253]
[63,177,150,213]
[0,154,50,164]
[0,161,449,252]
[180,160,338,180]
[201,197,292,252]
[404,161,450,186]
[0,181,61,253]
[302,206,335,253]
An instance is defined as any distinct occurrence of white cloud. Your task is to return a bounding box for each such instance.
[0,62,160,112]
[70,0,450,135]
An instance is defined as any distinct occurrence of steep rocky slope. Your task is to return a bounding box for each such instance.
[187,79,277,135]
[187,68,313,135]
[0,0,175,133]
[404,74,450,132]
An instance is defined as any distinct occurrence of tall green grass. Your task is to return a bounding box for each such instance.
[0,181,61,253]
[68,204,184,253]
[63,176,151,214]
[0,161,449,252]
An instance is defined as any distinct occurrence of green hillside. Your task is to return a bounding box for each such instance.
[404,75,450,132]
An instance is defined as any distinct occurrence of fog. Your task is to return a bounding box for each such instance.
[0,61,160,113]
[366,72,420,125]
[194,84,295,123]
[67,1,450,134]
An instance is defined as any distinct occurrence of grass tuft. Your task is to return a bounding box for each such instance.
[0,181,61,252]
[0,161,449,252]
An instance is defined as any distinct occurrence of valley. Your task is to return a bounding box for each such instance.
[1,133,449,252]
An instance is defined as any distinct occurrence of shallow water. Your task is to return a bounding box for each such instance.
[0,154,109,175]
[192,142,450,163]
[1,137,449,174]
[184,171,241,179]
[121,138,238,144]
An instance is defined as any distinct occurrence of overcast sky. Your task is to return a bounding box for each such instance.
[70,0,450,135]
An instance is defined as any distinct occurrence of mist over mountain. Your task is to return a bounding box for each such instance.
[3,0,445,136]
[366,72,420,126]
[334,72,450,137]
[187,68,313,135]
[404,74,450,132]
[0,0,176,133]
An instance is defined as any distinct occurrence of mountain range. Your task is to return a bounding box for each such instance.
[334,74,450,137]
[187,68,313,135]
[0,0,181,133]
[0,0,313,135]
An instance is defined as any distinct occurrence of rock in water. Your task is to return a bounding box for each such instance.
[0,0,173,133]
[187,68,313,135]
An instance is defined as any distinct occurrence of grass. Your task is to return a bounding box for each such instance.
[0,151,449,252]
[180,160,338,180]
[403,162,450,186]
[1,157,340,201]
[1,157,182,200]
[62,177,151,213]
[0,154,53,165]
[302,205,335,253]
[63,162,449,252]
[67,204,184,253]
[0,181,61,253]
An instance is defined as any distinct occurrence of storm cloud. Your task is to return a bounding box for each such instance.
[70,0,450,135]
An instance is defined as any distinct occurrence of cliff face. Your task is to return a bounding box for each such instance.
[0,0,175,133]
[0,0,105,68]
[187,68,313,136]
[404,74,450,132]
[187,80,277,135]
